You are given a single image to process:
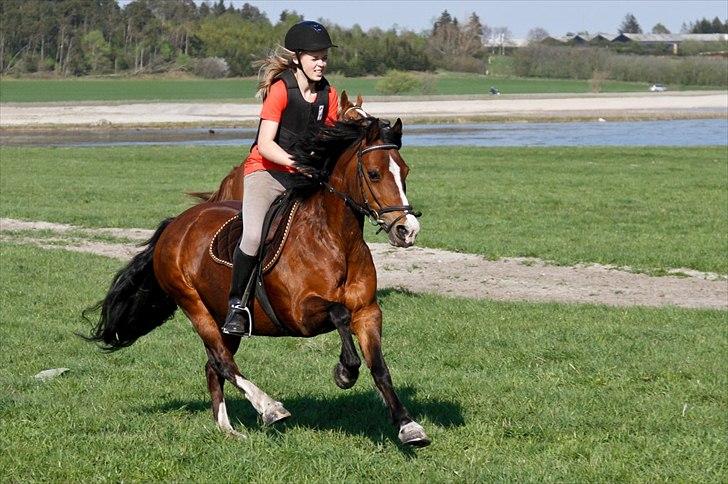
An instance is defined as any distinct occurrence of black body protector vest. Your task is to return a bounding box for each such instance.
[252,69,330,153]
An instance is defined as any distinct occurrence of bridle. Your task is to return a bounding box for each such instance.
[322,142,422,234]
[342,105,368,120]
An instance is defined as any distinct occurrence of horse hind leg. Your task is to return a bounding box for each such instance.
[179,296,290,429]
[329,303,361,389]
[205,359,244,437]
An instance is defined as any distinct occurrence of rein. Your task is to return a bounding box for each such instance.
[322,142,421,234]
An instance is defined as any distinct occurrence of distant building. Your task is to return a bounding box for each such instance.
[611,33,728,54]
[539,33,728,54]
[611,33,728,43]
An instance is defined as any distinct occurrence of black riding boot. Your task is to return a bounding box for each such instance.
[222,248,258,337]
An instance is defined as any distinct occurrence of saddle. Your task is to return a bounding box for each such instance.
[209,193,301,335]
[209,194,300,274]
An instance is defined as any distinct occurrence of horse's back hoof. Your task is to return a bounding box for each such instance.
[398,421,431,447]
[221,427,247,439]
[262,401,291,425]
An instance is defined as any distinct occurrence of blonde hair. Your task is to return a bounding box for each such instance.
[254,46,296,101]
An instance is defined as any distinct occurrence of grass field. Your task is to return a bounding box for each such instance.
[1,243,725,481]
[0,73,686,103]
[1,145,725,274]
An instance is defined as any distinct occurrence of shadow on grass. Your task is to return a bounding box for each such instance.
[147,386,464,451]
[144,288,461,451]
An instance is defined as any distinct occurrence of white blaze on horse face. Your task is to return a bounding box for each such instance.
[389,155,420,244]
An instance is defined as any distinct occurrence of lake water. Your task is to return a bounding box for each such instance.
[2,118,726,148]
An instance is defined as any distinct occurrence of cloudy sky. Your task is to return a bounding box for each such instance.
[222,0,727,37]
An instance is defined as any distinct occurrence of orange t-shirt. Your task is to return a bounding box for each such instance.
[244,80,339,176]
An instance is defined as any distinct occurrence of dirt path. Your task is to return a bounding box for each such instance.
[1,92,726,127]
[2,218,725,310]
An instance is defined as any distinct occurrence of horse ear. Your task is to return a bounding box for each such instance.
[356,94,363,106]
[392,118,402,136]
[340,90,349,109]
[366,119,381,142]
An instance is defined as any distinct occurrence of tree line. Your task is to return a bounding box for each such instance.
[618,12,728,34]
[1,1,725,77]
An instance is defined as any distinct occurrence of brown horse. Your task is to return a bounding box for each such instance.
[193,91,371,203]
[84,117,430,446]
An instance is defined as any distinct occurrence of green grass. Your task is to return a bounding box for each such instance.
[1,145,726,274]
[0,73,676,103]
[1,243,725,481]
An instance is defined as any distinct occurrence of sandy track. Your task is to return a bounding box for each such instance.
[2,218,725,310]
[1,92,726,127]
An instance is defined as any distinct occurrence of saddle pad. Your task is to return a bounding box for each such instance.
[209,199,300,274]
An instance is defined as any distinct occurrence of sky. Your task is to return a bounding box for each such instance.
[208,0,727,38]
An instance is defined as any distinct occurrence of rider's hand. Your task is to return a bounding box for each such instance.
[295,164,325,181]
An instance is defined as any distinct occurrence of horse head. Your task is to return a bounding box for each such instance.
[292,116,420,248]
[356,117,419,247]
[339,90,370,121]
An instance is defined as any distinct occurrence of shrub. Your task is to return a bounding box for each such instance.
[589,70,609,92]
[419,72,438,94]
[376,70,420,94]
[514,45,727,86]
[193,57,229,79]
[175,53,192,70]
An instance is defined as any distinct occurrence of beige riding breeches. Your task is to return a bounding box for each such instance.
[239,170,296,256]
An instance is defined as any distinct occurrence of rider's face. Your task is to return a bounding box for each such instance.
[297,49,328,82]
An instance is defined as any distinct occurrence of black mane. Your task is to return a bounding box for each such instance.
[289,118,370,178]
[287,117,401,194]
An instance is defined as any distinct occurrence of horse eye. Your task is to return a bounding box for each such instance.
[367,170,381,181]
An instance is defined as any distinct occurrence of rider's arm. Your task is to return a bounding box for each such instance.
[257,120,296,168]
[324,86,339,126]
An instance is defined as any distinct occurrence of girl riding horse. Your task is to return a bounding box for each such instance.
[223,21,340,337]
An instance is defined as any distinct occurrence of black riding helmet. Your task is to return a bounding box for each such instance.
[284,21,337,52]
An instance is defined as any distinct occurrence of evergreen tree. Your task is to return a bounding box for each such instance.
[651,23,670,34]
[710,16,727,33]
[619,13,643,34]
[212,0,226,16]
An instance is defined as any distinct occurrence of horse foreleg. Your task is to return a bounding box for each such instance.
[329,303,361,389]
[180,298,291,427]
[352,305,430,447]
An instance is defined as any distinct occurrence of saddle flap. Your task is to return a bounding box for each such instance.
[209,196,300,274]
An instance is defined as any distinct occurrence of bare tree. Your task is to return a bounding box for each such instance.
[527,27,549,44]
[491,26,512,54]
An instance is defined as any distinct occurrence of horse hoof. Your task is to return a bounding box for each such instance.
[398,421,431,447]
[262,401,291,425]
[333,362,358,389]
[221,426,246,439]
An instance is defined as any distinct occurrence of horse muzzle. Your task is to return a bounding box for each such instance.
[387,214,420,248]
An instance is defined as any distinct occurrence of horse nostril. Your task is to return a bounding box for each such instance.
[396,225,408,240]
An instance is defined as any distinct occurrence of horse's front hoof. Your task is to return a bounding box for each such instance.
[262,401,291,425]
[333,362,358,389]
[398,421,431,447]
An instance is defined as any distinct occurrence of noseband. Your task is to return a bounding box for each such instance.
[323,142,422,234]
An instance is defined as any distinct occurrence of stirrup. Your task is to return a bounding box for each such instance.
[222,303,253,337]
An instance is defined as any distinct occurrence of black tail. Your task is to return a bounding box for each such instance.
[81,218,178,351]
